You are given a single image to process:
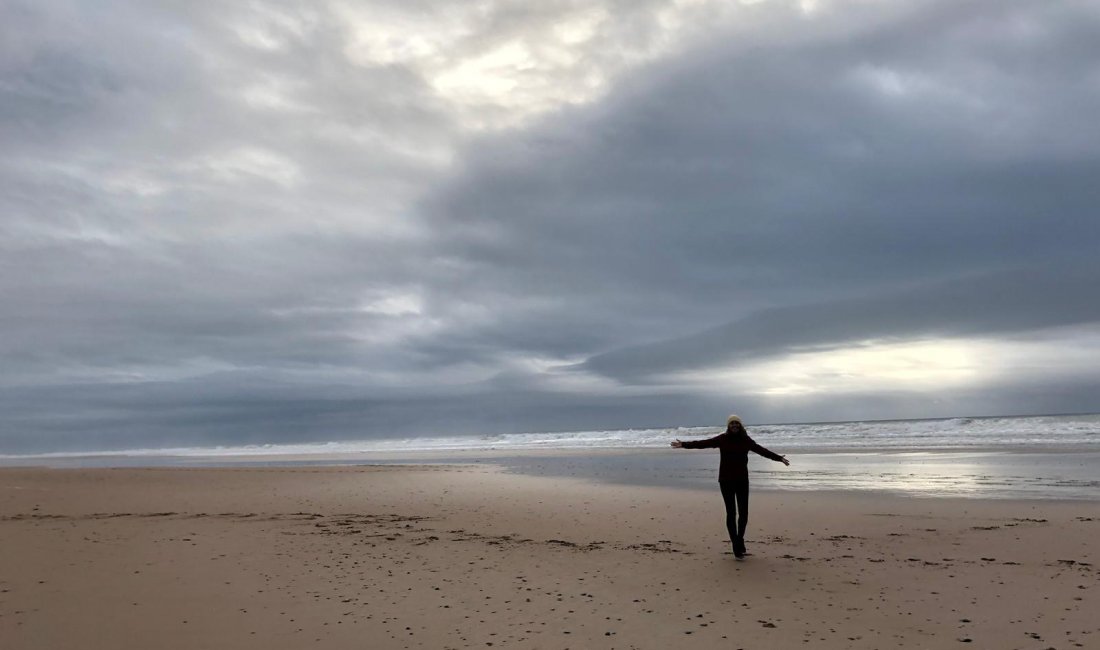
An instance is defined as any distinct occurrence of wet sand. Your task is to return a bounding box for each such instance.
[1,465,1097,649]
[12,446,1097,500]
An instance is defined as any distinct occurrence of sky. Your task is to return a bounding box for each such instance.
[2,0,1099,453]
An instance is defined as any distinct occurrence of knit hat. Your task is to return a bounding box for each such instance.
[726,414,743,426]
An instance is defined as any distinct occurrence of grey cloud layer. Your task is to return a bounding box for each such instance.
[2,1,1099,452]
[430,0,1100,371]
[582,265,1100,381]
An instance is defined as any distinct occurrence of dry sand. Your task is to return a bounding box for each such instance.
[1,464,1096,649]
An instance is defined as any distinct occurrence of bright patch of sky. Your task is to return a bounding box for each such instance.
[674,326,1100,398]
[335,0,740,130]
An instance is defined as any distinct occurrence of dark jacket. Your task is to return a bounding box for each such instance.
[681,431,784,481]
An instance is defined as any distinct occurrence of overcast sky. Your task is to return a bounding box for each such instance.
[2,0,1099,453]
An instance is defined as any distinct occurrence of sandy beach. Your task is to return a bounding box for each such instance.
[1,464,1096,649]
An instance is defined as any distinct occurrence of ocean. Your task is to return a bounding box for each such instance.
[3,413,1099,500]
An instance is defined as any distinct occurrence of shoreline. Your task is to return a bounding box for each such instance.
[3,445,1097,501]
[0,462,1092,507]
[5,442,1100,461]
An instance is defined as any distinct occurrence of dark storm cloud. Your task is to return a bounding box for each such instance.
[582,264,1100,381]
[427,0,1100,369]
[2,1,1099,453]
[0,373,723,454]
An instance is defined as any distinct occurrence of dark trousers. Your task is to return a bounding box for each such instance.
[719,478,750,544]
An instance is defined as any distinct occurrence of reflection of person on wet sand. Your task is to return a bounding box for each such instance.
[672,415,790,558]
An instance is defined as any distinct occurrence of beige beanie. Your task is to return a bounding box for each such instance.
[726,414,743,426]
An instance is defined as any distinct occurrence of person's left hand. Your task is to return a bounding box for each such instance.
[780,455,791,466]
[670,439,683,448]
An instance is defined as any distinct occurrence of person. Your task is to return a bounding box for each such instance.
[671,415,790,558]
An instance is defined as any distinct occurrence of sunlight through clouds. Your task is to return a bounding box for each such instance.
[671,328,1100,398]
[335,0,737,129]
[676,339,987,396]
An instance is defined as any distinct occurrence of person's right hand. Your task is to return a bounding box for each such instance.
[670,439,683,448]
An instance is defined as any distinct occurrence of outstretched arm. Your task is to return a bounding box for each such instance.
[671,434,725,449]
[749,438,791,466]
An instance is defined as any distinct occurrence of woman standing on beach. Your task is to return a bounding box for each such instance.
[671,415,790,558]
